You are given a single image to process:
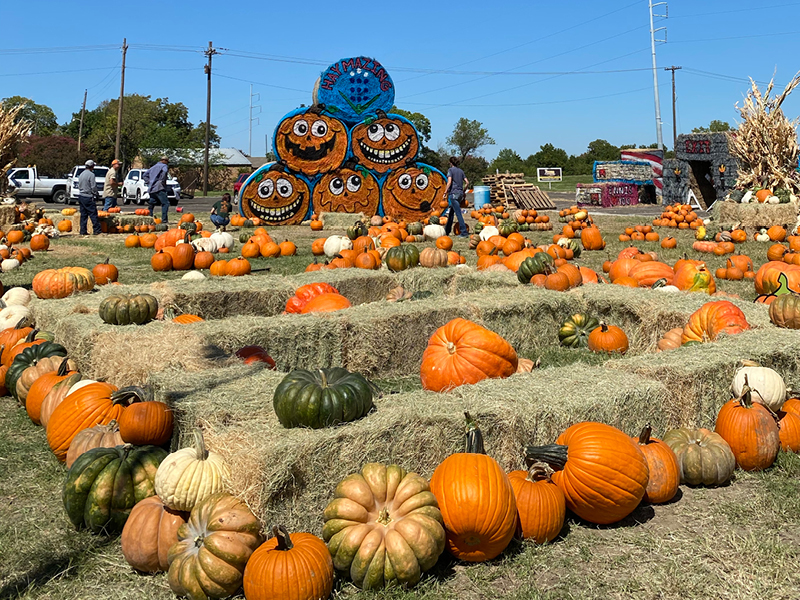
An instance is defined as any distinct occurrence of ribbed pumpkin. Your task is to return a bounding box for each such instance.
[32,267,95,299]
[39,372,83,429]
[65,420,124,468]
[419,247,449,268]
[778,409,800,452]
[558,313,600,348]
[244,526,334,600]
[587,323,629,354]
[99,293,159,326]
[299,293,351,313]
[662,428,735,486]
[420,318,518,392]
[167,492,263,600]
[25,358,77,424]
[118,399,174,446]
[629,261,674,287]
[507,463,565,543]
[731,363,787,413]
[121,495,188,573]
[154,429,229,512]
[323,463,444,589]
[632,424,680,504]
[384,244,420,272]
[0,319,34,358]
[171,314,204,324]
[273,368,375,429]
[170,234,195,270]
[92,258,119,285]
[284,283,340,314]
[62,444,167,533]
[673,262,716,294]
[6,341,68,404]
[768,292,800,329]
[681,301,749,344]
[526,422,649,525]
[715,379,780,471]
[46,383,145,462]
[430,414,517,562]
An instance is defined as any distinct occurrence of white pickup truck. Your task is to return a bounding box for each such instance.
[67,165,109,203]
[6,166,69,203]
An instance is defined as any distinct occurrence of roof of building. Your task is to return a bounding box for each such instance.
[248,157,272,169]
[139,148,253,167]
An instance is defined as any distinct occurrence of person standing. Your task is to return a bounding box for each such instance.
[443,156,469,237]
[210,193,232,231]
[77,160,101,236]
[103,159,121,210]
[144,155,170,223]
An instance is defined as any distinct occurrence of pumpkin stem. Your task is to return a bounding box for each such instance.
[192,428,209,460]
[464,412,486,454]
[376,507,393,526]
[526,461,554,482]
[599,322,609,333]
[13,317,29,330]
[56,356,72,377]
[103,257,110,265]
[738,374,754,408]
[272,525,294,550]
[107,419,119,430]
[525,443,568,470]
[740,359,761,368]
[194,534,205,548]
[318,369,328,388]
[638,423,652,445]
[23,328,39,343]
[111,385,153,406]
[446,342,457,356]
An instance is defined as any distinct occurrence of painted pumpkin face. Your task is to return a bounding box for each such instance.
[313,165,380,214]
[274,108,348,176]
[381,164,446,221]
[351,114,419,173]
[240,164,310,225]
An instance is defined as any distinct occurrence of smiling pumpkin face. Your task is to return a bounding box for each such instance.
[351,113,419,173]
[274,107,349,176]
[381,163,446,221]
[240,164,310,225]
[313,165,380,214]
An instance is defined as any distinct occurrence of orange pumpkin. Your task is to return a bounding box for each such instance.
[508,464,565,543]
[632,424,679,504]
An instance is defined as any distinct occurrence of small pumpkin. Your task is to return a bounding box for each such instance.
[121,495,189,573]
[731,363,786,413]
[558,313,600,348]
[587,322,628,354]
[662,427,735,486]
[99,293,159,326]
[384,244,420,272]
[632,424,680,504]
[507,462,565,543]
[419,246,449,268]
[92,258,119,285]
[118,399,174,446]
[769,293,800,329]
[65,419,124,468]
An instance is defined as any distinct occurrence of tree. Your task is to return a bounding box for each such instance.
[446,118,495,160]
[461,155,489,188]
[585,139,620,162]
[17,135,86,177]
[692,120,732,133]
[1,96,58,136]
[390,106,431,142]
[489,148,524,174]
[525,143,569,175]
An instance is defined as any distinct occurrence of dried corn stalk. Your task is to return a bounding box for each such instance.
[0,103,31,198]
[730,72,800,194]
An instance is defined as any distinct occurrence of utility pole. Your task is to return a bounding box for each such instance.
[664,66,682,151]
[203,41,218,196]
[248,85,261,157]
[649,0,668,151]
[77,89,87,154]
[115,38,128,162]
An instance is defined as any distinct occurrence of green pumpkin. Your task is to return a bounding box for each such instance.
[5,341,67,402]
[406,221,424,236]
[273,368,376,429]
[473,222,484,234]
[558,313,601,348]
[428,215,441,225]
[346,221,369,240]
[243,219,255,228]
[519,223,530,232]
[63,444,167,534]
[564,239,582,259]
[239,231,252,244]
[99,294,159,326]
[517,252,555,284]
[497,220,518,237]
[385,244,420,272]
[179,221,197,233]
[154,223,169,232]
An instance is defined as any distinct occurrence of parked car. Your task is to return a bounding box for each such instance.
[233,172,251,204]
[121,169,181,205]
[67,165,109,203]
[6,166,69,203]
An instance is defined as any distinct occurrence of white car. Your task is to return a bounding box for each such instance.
[121,169,181,205]
[67,165,109,203]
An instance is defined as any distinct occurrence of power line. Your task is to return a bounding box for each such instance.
[0,66,117,77]
[671,30,800,44]
[671,2,800,18]
[215,73,308,94]
[0,44,119,55]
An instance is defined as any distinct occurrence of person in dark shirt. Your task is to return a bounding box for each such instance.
[443,156,469,237]
[210,193,232,231]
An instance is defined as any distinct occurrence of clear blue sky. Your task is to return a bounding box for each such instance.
[3,0,800,159]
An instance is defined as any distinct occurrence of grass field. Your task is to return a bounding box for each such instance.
[0,207,796,599]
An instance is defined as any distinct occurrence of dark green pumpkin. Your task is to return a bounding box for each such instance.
[273,368,376,429]
[346,221,369,240]
[517,253,555,284]
[558,313,601,348]
[239,231,252,244]
[154,223,169,232]
[473,222,484,234]
[243,219,255,228]
[497,220,518,237]
[428,215,441,225]
[385,244,420,272]
[5,341,67,402]
[519,223,530,232]
[99,294,159,326]
[563,239,582,258]
[406,221,424,236]
[63,444,167,534]
[179,222,197,233]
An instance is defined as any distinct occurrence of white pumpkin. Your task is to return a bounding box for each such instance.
[0,304,30,330]
[191,237,219,253]
[154,429,229,512]
[731,365,787,412]
[655,285,681,293]
[181,270,206,281]
[755,229,771,243]
[479,226,500,241]
[324,235,353,258]
[423,224,446,241]
[741,191,753,204]
[1,258,20,272]
[2,287,31,307]
[767,195,780,204]
[209,231,234,251]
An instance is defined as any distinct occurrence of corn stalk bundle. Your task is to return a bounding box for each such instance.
[0,103,31,197]
[730,72,800,194]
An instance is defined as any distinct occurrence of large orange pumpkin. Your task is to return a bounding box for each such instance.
[526,422,649,525]
[681,300,749,344]
[430,414,517,561]
[673,262,716,294]
[118,400,174,446]
[25,357,77,425]
[629,261,674,287]
[420,318,518,392]
[632,424,680,504]
[299,293,351,313]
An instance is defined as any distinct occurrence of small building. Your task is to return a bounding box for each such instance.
[134,148,253,192]
[662,133,739,209]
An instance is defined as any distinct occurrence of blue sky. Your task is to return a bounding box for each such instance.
[3,0,800,159]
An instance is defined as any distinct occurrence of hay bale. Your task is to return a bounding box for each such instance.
[714,200,798,233]
[0,205,17,231]
[317,212,366,229]
[150,364,672,532]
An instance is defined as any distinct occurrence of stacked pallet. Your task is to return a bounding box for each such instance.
[483,171,525,204]
[503,182,557,210]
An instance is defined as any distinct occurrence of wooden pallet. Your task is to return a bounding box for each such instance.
[484,171,525,204]
[502,182,556,210]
